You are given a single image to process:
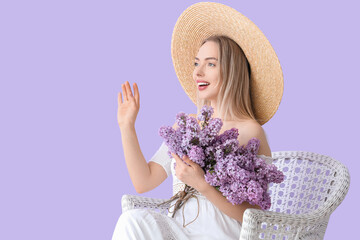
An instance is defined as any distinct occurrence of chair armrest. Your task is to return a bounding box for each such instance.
[240,208,330,240]
[121,194,171,215]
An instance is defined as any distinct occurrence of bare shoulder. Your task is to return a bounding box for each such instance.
[236,120,272,157]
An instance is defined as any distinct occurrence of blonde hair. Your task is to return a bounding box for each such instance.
[196,35,258,123]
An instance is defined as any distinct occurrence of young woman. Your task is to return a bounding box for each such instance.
[113,2,283,239]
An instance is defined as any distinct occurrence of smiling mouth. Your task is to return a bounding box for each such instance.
[198,84,209,90]
[197,83,210,86]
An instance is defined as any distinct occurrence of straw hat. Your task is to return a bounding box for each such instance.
[171,2,284,125]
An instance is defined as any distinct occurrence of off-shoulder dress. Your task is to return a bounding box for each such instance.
[112,141,274,240]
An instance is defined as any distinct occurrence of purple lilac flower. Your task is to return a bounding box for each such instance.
[261,191,272,210]
[222,138,239,156]
[204,171,219,186]
[175,112,187,133]
[197,105,214,122]
[233,168,253,183]
[264,164,285,183]
[181,130,194,153]
[215,128,239,145]
[159,126,180,158]
[188,145,206,167]
[186,116,200,133]
[159,105,285,210]
[246,138,261,155]
[198,118,222,147]
[207,118,223,135]
[236,154,255,171]
[247,180,264,204]
[204,145,215,158]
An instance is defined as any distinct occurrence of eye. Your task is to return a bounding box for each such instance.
[194,62,216,67]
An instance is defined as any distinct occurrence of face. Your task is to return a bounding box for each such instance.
[193,41,221,101]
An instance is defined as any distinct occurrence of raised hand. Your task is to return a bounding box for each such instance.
[117,81,140,129]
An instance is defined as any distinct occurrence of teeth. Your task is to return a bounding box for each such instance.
[198,82,210,86]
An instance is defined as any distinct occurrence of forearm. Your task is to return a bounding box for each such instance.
[119,124,150,193]
[198,181,261,223]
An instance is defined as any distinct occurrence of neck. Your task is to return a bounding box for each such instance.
[210,101,220,119]
[207,100,252,123]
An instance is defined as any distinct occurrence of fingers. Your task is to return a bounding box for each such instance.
[172,153,181,163]
[172,153,191,167]
[182,157,193,167]
[121,83,128,101]
[133,82,139,105]
[125,81,133,99]
[121,81,137,104]
[118,92,123,104]
[175,157,184,168]
[172,153,182,160]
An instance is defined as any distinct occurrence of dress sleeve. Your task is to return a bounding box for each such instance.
[148,141,172,178]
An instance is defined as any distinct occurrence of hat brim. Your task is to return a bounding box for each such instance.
[171,2,284,125]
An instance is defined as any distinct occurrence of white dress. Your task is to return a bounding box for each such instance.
[112,141,274,240]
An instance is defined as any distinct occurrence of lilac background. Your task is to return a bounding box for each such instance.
[0,0,358,239]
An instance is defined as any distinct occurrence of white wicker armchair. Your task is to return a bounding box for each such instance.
[121,151,350,240]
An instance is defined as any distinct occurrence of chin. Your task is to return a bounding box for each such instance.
[199,94,215,100]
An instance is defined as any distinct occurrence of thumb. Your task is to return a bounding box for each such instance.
[133,82,140,106]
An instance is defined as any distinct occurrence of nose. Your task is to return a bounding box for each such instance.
[194,63,205,77]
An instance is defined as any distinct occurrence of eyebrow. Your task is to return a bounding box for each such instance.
[194,57,218,61]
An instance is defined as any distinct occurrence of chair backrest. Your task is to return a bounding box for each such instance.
[267,151,350,216]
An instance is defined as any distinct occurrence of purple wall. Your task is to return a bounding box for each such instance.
[1,0,357,239]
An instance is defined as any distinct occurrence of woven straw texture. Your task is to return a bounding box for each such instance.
[121,151,350,239]
[171,2,284,125]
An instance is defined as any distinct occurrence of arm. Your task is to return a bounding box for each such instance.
[119,124,152,193]
[117,82,168,193]
[174,153,262,223]
[120,125,168,193]
[245,122,272,157]
[120,120,177,194]
[198,181,262,223]
[196,121,266,222]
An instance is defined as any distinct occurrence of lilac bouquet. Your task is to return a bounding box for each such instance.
[159,105,284,210]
